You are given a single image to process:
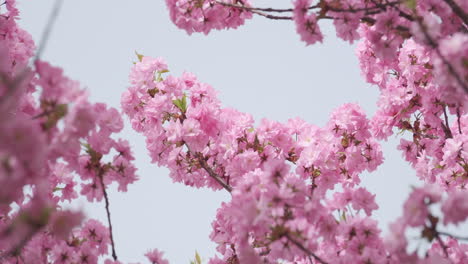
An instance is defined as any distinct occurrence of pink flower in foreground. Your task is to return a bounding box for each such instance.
[145,249,169,264]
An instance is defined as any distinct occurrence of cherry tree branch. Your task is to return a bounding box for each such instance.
[443,0,468,26]
[183,145,330,262]
[435,233,450,259]
[184,143,233,193]
[34,0,63,62]
[0,0,63,108]
[456,108,462,134]
[98,173,118,261]
[216,0,414,23]
[442,106,453,139]
[415,16,468,94]
[361,16,410,33]
[285,233,328,264]
[249,10,292,20]
[438,230,468,241]
[215,1,295,13]
[194,152,233,192]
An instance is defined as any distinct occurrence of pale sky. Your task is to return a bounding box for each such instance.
[18,1,421,263]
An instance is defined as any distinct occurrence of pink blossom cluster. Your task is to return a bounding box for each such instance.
[2,0,468,263]
[0,1,143,263]
[293,0,323,45]
[130,0,468,260]
[163,0,468,193]
[386,185,468,263]
[122,55,386,263]
[122,55,383,191]
[357,20,467,190]
[120,55,465,263]
[165,0,252,34]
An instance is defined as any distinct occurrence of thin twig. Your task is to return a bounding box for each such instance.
[34,0,64,62]
[438,231,468,241]
[442,106,453,139]
[361,16,410,33]
[285,233,328,264]
[416,16,468,94]
[435,234,450,259]
[215,1,294,13]
[327,1,401,14]
[250,10,292,20]
[443,0,468,26]
[196,152,233,192]
[184,143,232,192]
[98,174,118,261]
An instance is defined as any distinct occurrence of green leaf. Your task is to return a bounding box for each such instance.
[195,251,201,264]
[172,94,187,113]
[135,51,144,62]
[53,187,64,192]
[404,0,416,10]
[43,104,68,130]
[159,69,170,73]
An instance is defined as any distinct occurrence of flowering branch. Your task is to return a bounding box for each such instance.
[443,0,468,25]
[193,151,233,193]
[214,0,412,22]
[285,233,328,264]
[215,1,295,13]
[415,15,468,94]
[249,11,292,20]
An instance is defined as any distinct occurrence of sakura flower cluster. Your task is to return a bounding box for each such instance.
[122,54,468,262]
[386,185,468,263]
[2,0,468,263]
[358,21,467,190]
[165,0,252,35]
[0,1,139,263]
[164,0,468,194]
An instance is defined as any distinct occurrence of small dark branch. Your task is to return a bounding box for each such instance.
[369,0,414,21]
[0,228,39,260]
[285,233,328,264]
[456,107,462,134]
[416,17,468,94]
[435,234,450,258]
[361,16,410,33]
[443,0,468,26]
[251,10,292,20]
[327,1,400,14]
[215,1,294,13]
[195,152,233,192]
[325,0,413,21]
[438,230,468,241]
[34,0,64,62]
[310,176,315,198]
[394,8,414,21]
[98,174,118,261]
[442,106,453,139]
[184,142,232,192]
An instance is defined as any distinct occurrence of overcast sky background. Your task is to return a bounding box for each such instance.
[17,1,423,263]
